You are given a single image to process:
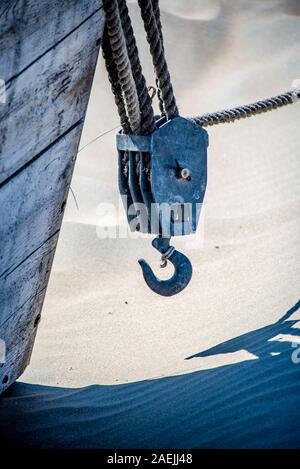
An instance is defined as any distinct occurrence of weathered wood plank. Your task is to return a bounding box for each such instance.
[1,291,45,352]
[0,4,104,184]
[0,327,37,394]
[0,233,59,327]
[0,1,105,394]
[0,234,58,393]
[0,0,103,82]
[0,123,83,281]
[0,290,45,391]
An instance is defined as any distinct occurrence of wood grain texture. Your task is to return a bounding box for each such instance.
[0,2,104,184]
[0,328,37,394]
[0,123,83,281]
[1,291,45,353]
[0,293,44,394]
[0,234,58,393]
[0,232,59,329]
[0,0,103,82]
[0,1,105,393]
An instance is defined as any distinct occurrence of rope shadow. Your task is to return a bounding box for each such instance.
[186,300,300,361]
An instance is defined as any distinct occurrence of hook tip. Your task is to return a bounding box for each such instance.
[138,251,192,297]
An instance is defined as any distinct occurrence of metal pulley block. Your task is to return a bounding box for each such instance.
[116,116,209,296]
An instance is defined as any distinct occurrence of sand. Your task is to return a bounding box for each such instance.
[1,0,300,448]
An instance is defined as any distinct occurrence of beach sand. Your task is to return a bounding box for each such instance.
[1,0,300,448]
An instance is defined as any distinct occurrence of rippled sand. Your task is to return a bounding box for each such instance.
[1,0,300,448]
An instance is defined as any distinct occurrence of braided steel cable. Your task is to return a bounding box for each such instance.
[137,0,179,120]
[192,90,299,127]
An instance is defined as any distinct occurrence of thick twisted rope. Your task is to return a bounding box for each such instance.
[102,0,141,133]
[151,0,165,116]
[102,0,299,134]
[137,0,179,120]
[101,31,131,134]
[192,90,300,127]
[117,0,155,135]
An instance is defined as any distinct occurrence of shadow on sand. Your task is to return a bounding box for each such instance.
[0,301,300,449]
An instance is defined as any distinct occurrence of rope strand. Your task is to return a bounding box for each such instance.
[117,0,155,134]
[101,30,131,133]
[102,0,141,133]
[151,0,166,117]
[192,90,299,127]
[137,0,179,120]
[102,0,299,132]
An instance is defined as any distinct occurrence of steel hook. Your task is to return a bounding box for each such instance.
[138,236,192,296]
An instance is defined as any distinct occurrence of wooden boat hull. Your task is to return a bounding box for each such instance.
[0,0,105,394]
